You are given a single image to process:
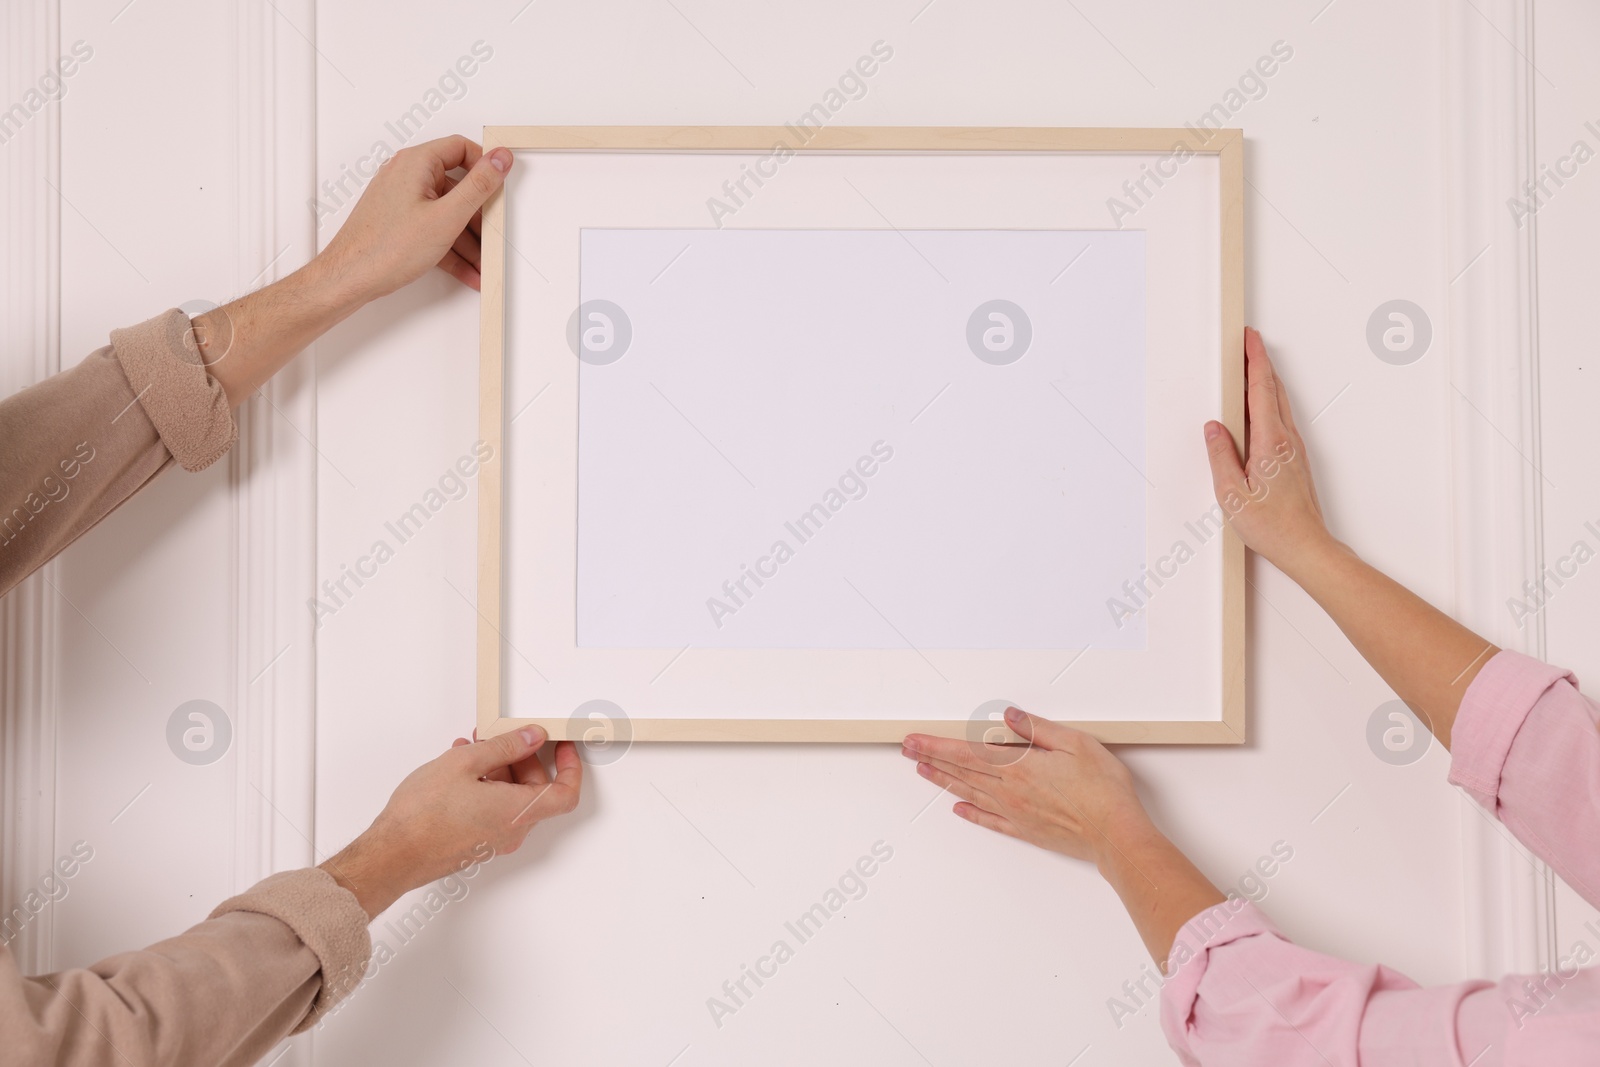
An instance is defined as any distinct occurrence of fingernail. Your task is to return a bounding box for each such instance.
[902,736,922,753]
[518,726,543,746]
[1203,421,1221,441]
[1004,706,1024,723]
[489,148,512,173]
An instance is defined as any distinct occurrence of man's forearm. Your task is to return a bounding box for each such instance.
[195,256,370,408]
[1282,539,1497,749]
[319,829,413,922]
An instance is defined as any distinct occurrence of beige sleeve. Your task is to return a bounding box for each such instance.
[0,308,236,600]
[1,869,372,1067]
[3,319,371,1062]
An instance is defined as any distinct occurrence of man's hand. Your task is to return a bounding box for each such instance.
[317,134,512,299]
[320,727,581,919]
[193,134,513,406]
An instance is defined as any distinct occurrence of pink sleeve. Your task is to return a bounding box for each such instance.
[1449,650,1600,910]
[1159,899,1600,1066]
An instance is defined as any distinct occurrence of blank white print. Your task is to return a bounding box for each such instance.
[574,228,1147,650]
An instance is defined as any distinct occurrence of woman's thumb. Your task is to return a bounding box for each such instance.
[1203,420,1246,498]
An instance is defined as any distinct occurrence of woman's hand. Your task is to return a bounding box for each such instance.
[904,708,1227,964]
[902,707,1153,868]
[316,134,512,299]
[1203,327,1333,578]
[320,727,582,919]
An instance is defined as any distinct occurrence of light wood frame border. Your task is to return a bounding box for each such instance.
[476,126,1245,745]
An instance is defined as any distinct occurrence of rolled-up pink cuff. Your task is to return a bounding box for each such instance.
[1159,898,1280,1060]
[1448,649,1576,806]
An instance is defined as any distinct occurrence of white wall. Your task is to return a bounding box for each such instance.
[312,3,1464,1066]
[5,2,1586,1066]
[1534,0,1600,960]
[50,0,245,974]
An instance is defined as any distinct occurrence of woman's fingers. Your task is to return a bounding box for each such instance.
[917,760,1002,812]
[901,733,1004,777]
[999,706,1079,751]
[953,801,1022,839]
[914,750,998,789]
[1247,328,1300,436]
[1244,326,1289,449]
[1203,419,1248,502]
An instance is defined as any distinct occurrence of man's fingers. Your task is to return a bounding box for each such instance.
[439,148,511,232]
[450,226,482,273]
[437,248,481,290]
[509,746,551,788]
[457,726,547,777]
[552,740,583,794]
[508,741,583,828]
[459,731,516,782]
[419,133,483,176]
[435,176,485,238]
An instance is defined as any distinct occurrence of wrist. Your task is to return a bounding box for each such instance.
[1091,808,1164,882]
[1272,529,1351,588]
[319,826,416,921]
[299,246,379,317]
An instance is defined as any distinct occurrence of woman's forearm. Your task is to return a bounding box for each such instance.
[1282,537,1496,750]
[1097,817,1226,966]
[1205,330,1496,750]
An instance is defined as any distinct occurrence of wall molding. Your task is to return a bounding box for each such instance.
[228,5,320,1062]
[1444,0,1555,979]
[0,0,63,977]
[229,0,320,905]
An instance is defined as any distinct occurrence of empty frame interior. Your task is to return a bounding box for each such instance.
[478,127,1244,743]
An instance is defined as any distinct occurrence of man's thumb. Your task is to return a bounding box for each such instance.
[442,147,512,224]
[458,725,544,776]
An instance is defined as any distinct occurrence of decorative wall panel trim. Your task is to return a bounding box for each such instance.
[229,0,320,903]
[0,0,63,977]
[1444,0,1555,978]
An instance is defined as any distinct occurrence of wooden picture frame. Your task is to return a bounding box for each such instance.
[477,126,1245,745]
